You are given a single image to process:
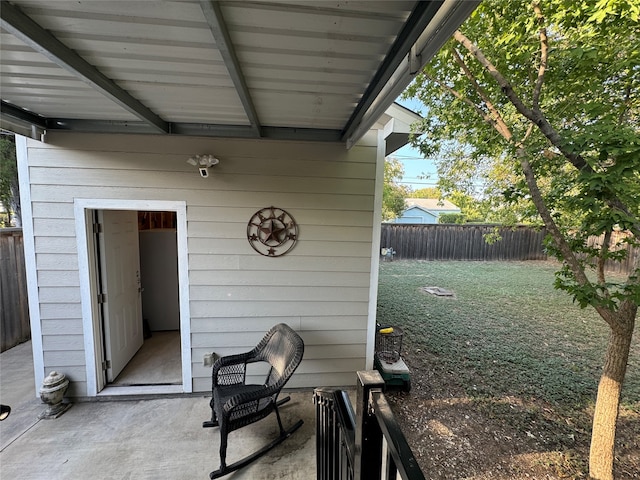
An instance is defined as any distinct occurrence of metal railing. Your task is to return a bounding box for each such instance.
[314,371,425,480]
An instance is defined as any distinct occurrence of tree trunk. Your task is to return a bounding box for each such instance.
[589,305,637,479]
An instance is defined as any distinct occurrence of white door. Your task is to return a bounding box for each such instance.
[99,210,144,382]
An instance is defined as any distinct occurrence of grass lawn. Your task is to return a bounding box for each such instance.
[377,260,639,478]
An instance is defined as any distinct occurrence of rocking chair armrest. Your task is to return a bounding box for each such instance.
[212,351,267,388]
[221,383,282,415]
[212,351,253,370]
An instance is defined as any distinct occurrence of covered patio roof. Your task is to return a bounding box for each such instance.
[1,0,478,145]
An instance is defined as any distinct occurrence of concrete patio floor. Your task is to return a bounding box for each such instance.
[0,341,317,479]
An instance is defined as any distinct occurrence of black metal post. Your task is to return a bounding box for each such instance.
[354,370,385,480]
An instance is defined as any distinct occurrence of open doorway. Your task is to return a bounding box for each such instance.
[106,210,181,387]
[77,200,191,395]
[77,199,191,396]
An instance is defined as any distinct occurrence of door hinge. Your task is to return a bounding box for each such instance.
[97,293,107,304]
[102,360,111,370]
[93,222,103,234]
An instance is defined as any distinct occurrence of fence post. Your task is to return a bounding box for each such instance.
[354,370,385,480]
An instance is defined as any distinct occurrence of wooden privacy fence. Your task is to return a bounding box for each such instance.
[586,230,638,275]
[0,228,30,352]
[381,224,548,261]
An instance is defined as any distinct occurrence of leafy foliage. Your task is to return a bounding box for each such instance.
[405,0,639,312]
[404,1,639,475]
[438,212,466,224]
[0,135,19,227]
[408,187,441,199]
[382,157,409,220]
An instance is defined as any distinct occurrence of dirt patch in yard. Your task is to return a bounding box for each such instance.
[386,349,640,479]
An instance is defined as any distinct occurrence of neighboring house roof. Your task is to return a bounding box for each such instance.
[405,198,460,212]
[391,199,461,224]
[0,1,479,144]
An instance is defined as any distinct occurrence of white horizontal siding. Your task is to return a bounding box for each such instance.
[39,302,82,319]
[29,185,374,211]
[190,315,367,334]
[38,286,81,303]
[187,222,372,242]
[188,238,370,257]
[34,237,77,254]
[42,333,87,392]
[42,334,84,351]
[36,253,78,270]
[191,330,366,349]
[44,349,86,365]
[25,131,378,394]
[38,270,80,287]
[189,301,368,319]
[188,206,373,226]
[189,271,369,287]
[28,168,374,196]
[31,202,75,219]
[41,318,84,335]
[196,255,371,272]
[190,285,368,302]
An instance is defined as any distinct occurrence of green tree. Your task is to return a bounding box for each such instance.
[405,1,639,478]
[409,187,441,199]
[0,135,20,227]
[438,212,465,224]
[382,157,409,220]
[447,191,487,223]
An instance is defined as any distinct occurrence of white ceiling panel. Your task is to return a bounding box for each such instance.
[1,0,479,141]
[0,29,138,121]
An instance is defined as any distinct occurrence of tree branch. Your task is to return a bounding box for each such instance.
[532,2,548,111]
[618,82,633,124]
[517,150,615,327]
[522,123,535,143]
[450,48,513,141]
[453,29,591,173]
[453,26,639,240]
[423,73,503,135]
[597,229,612,293]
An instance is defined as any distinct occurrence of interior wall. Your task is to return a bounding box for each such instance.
[21,132,378,395]
[139,227,180,332]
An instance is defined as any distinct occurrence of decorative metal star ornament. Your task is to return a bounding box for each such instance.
[247,207,298,257]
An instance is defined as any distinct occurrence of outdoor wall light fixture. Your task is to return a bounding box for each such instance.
[187,154,219,178]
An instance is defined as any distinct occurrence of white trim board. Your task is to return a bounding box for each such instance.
[74,198,192,396]
[16,135,45,397]
[365,129,385,369]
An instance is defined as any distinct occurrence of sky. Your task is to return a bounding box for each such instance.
[392,96,439,192]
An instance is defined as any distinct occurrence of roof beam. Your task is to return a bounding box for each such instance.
[0,2,169,133]
[341,1,442,144]
[0,101,47,139]
[0,101,47,129]
[342,0,479,148]
[200,1,262,137]
[43,118,341,142]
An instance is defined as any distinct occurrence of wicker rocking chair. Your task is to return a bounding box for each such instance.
[203,323,305,479]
